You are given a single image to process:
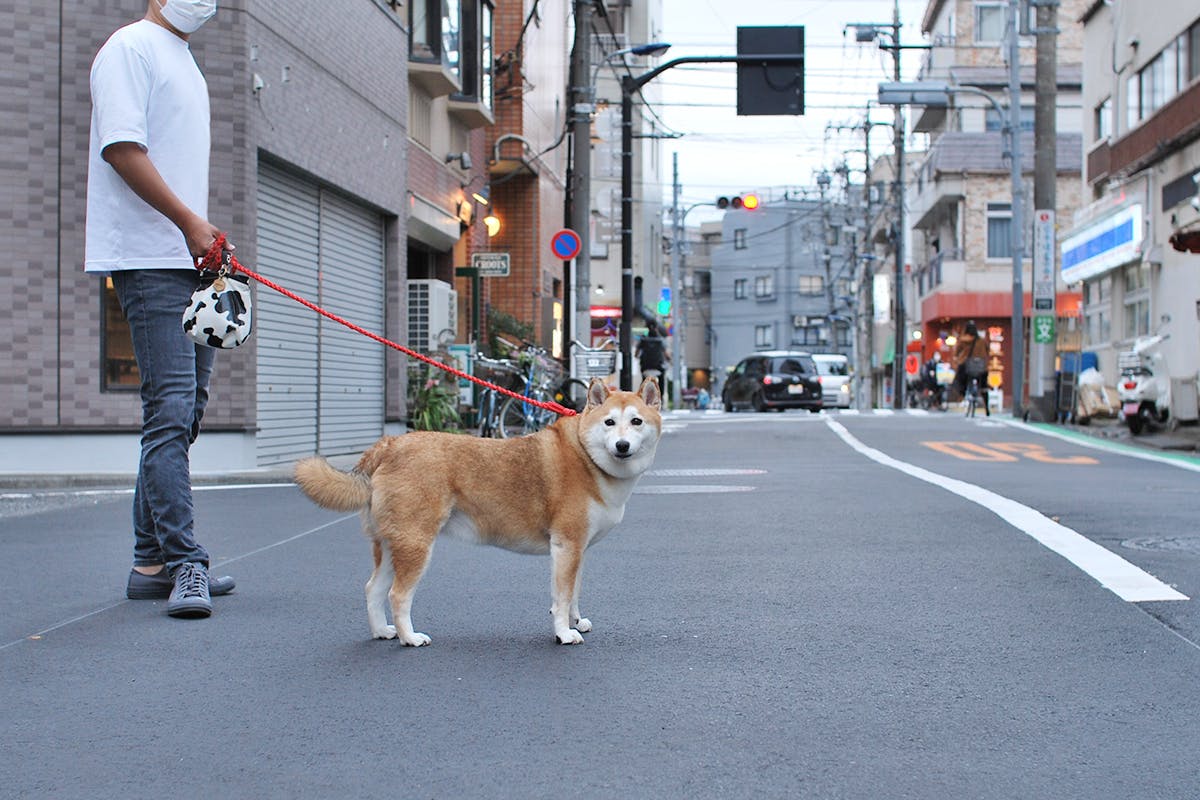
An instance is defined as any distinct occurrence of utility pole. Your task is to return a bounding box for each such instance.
[669,152,684,408]
[1029,0,1059,419]
[1007,0,1026,417]
[890,0,907,409]
[567,0,593,360]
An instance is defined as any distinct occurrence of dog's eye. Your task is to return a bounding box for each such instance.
[604,418,616,427]
[631,417,642,426]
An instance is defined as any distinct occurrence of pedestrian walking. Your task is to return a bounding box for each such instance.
[85,0,235,618]
[636,320,670,395]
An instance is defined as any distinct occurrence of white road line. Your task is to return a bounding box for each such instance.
[824,417,1188,603]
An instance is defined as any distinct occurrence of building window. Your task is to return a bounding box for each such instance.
[734,229,747,250]
[755,324,773,348]
[754,274,774,299]
[102,277,139,391]
[453,0,493,111]
[985,106,1035,132]
[734,278,747,299]
[974,2,1005,43]
[1129,31,1194,128]
[1122,262,1150,339]
[411,87,432,147]
[986,203,1012,260]
[1190,22,1200,83]
[1094,97,1111,142]
[791,322,823,347]
[411,0,461,80]
[796,275,824,295]
[1083,275,1112,347]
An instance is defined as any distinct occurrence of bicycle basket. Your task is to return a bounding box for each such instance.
[474,358,522,391]
[573,349,617,378]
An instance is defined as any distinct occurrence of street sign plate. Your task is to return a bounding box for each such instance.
[1033,209,1055,311]
[1033,315,1055,344]
[471,252,510,277]
[550,229,582,261]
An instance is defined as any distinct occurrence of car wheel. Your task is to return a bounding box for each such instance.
[808,407,821,413]
[752,391,766,412]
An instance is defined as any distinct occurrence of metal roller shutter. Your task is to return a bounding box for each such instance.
[256,164,320,463]
[316,191,385,454]
[255,162,385,464]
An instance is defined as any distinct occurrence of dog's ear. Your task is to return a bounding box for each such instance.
[586,378,610,410]
[638,376,662,409]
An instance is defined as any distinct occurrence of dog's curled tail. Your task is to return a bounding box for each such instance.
[294,456,371,511]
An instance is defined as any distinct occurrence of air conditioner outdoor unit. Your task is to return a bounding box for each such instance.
[407,279,458,353]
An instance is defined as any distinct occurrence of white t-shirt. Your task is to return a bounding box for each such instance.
[84,19,210,273]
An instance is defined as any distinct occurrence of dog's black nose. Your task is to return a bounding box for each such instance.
[615,439,630,455]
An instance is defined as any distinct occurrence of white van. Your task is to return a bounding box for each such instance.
[811,353,852,408]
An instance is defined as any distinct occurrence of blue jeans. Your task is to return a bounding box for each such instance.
[112,269,214,573]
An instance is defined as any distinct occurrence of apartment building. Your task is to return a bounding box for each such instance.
[709,196,856,392]
[1072,1,1200,420]
[907,0,1088,410]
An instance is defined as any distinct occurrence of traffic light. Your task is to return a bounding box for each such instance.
[656,287,672,316]
[716,193,760,210]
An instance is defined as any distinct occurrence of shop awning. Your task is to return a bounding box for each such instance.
[1169,228,1200,253]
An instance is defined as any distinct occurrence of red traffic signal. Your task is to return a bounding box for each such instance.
[716,193,760,210]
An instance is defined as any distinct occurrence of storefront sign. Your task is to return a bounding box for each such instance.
[1060,204,1142,285]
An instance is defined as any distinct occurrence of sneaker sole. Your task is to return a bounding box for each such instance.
[127,578,235,600]
[167,601,213,619]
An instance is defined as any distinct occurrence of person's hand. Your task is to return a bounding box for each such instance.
[181,214,235,261]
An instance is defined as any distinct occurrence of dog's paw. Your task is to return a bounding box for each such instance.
[556,629,585,645]
[372,625,397,640]
[574,617,592,633]
[399,632,431,647]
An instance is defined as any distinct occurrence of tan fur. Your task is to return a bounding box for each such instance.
[294,378,662,646]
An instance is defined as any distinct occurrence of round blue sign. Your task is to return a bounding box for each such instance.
[550,229,582,260]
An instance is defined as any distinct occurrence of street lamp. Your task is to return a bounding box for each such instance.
[877,79,1026,416]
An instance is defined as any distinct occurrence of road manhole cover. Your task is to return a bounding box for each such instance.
[1120,536,1200,554]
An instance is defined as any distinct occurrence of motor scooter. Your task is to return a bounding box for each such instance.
[1117,333,1171,435]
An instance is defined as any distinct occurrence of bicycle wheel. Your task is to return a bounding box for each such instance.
[477,390,495,437]
[499,395,535,438]
[555,378,591,412]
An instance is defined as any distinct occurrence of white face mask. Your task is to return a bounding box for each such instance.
[160,0,217,34]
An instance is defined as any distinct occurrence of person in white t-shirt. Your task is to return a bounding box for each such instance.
[85,0,236,619]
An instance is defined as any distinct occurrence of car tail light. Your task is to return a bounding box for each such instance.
[817,376,825,385]
[762,375,775,385]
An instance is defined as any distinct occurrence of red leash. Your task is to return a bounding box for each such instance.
[198,234,576,417]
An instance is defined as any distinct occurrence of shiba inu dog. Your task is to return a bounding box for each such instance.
[294,377,662,646]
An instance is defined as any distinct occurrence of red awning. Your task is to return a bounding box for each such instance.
[1169,229,1200,253]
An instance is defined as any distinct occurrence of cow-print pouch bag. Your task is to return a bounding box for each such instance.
[182,248,253,348]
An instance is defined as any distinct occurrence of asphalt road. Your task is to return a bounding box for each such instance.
[2,410,1199,799]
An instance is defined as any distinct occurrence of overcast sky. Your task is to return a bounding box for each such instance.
[654,0,930,223]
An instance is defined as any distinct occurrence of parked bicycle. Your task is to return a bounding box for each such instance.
[495,341,568,438]
[472,353,520,438]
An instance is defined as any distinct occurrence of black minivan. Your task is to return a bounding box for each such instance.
[721,351,823,413]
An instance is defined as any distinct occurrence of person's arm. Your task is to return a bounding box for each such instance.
[102,141,231,259]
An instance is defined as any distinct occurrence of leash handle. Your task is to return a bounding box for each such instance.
[197,234,577,418]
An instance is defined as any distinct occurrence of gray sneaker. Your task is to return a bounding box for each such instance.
[127,567,235,600]
[167,563,212,619]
